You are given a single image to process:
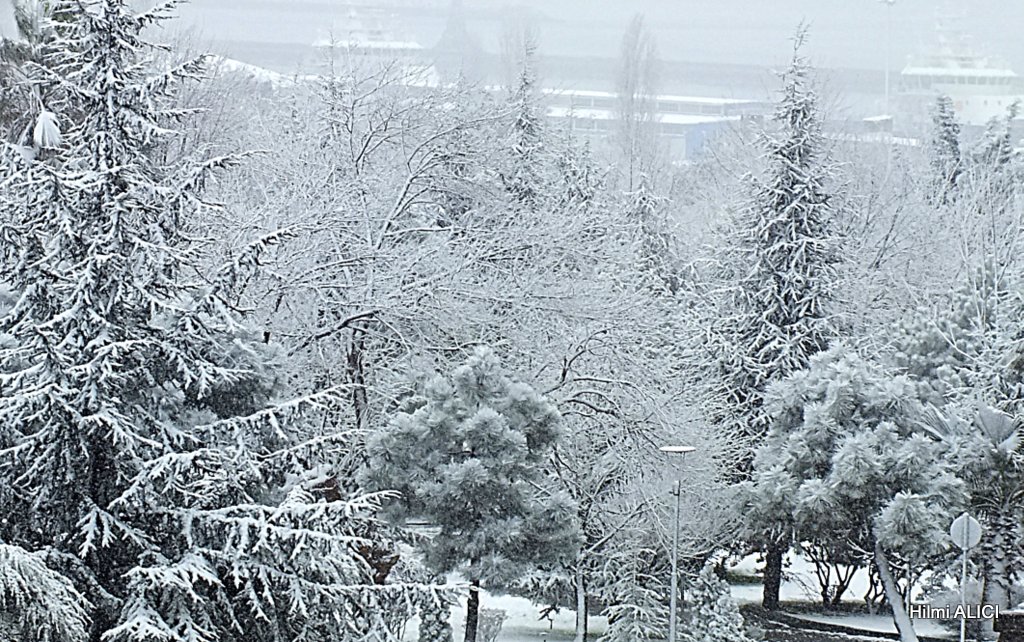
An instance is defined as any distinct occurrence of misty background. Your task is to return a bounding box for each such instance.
[4,1,1023,90]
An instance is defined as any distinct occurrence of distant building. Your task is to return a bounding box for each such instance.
[897,11,1024,128]
[544,89,770,160]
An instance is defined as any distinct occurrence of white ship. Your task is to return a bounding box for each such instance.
[898,10,1023,127]
[312,8,425,59]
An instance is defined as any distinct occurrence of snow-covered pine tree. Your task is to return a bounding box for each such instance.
[501,31,545,208]
[701,28,840,609]
[363,347,579,642]
[705,28,840,459]
[966,102,1021,222]
[682,559,752,642]
[0,2,440,640]
[742,345,965,642]
[929,94,962,204]
[627,176,679,294]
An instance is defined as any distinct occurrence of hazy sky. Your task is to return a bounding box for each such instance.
[3,0,1023,74]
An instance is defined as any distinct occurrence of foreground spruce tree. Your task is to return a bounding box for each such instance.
[702,30,840,609]
[0,2,437,640]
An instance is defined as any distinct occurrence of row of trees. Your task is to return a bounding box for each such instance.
[0,3,725,642]
[689,27,1024,642]
[2,3,1022,642]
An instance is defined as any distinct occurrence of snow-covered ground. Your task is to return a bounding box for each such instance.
[788,613,952,639]
[415,556,956,641]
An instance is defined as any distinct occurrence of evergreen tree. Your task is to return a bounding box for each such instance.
[741,346,965,642]
[627,176,679,294]
[433,0,483,84]
[501,33,545,209]
[966,102,1021,222]
[363,348,579,642]
[929,94,962,204]
[682,560,752,642]
[596,546,668,642]
[0,2,437,640]
[0,543,91,642]
[702,29,840,609]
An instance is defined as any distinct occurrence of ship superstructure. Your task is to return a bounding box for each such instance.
[898,8,1022,127]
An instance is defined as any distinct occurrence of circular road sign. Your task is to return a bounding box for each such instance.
[950,512,982,550]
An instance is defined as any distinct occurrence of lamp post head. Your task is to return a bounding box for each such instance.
[659,446,696,455]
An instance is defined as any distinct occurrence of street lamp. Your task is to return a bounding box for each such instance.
[880,0,897,114]
[660,445,696,642]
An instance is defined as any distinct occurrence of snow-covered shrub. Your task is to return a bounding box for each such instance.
[477,608,507,642]
[682,559,752,642]
[417,593,454,642]
[596,547,668,642]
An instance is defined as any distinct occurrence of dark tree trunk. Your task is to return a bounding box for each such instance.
[347,329,368,431]
[762,542,784,611]
[464,579,481,642]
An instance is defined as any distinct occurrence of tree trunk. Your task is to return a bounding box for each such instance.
[981,546,1009,640]
[873,540,919,642]
[346,329,368,431]
[762,542,784,610]
[464,579,480,642]
[574,564,588,642]
[979,511,1015,640]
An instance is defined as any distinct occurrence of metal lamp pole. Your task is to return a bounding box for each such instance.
[660,445,696,642]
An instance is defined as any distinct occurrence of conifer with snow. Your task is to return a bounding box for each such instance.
[700,28,840,610]
[706,28,840,451]
[596,547,668,642]
[364,348,579,642]
[0,2,439,640]
[501,33,545,208]
[929,94,962,204]
[682,559,752,642]
[0,543,91,642]
[966,102,1021,223]
[742,346,965,642]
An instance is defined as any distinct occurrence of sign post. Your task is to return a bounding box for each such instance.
[950,512,983,642]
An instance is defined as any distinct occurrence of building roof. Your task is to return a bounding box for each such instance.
[542,88,761,106]
[901,66,1018,79]
[547,106,740,126]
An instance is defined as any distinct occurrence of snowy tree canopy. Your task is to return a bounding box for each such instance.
[364,347,579,642]
[364,348,579,579]
[742,345,965,641]
[0,2,445,640]
[700,29,841,459]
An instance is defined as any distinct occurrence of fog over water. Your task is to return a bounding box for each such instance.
[2,0,1021,116]
[3,1,1022,80]
[157,1,1024,72]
